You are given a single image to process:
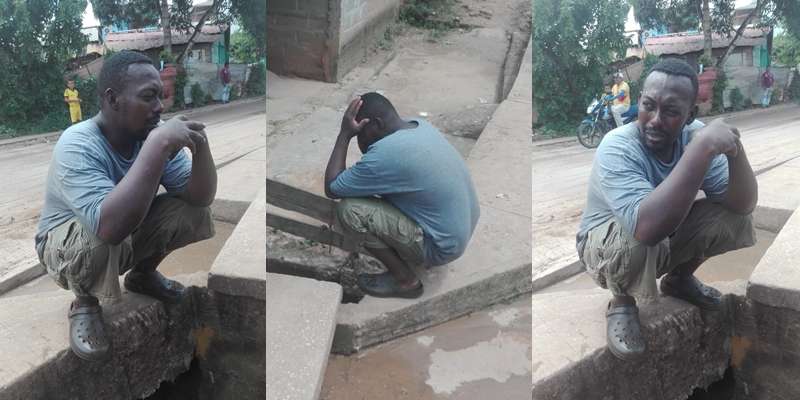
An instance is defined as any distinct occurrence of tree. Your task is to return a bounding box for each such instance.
[0,0,88,131]
[532,0,629,131]
[231,0,265,57]
[91,0,264,62]
[632,0,799,67]
[774,31,800,66]
[91,0,234,62]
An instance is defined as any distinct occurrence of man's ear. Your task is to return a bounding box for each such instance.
[103,88,119,111]
[685,104,698,126]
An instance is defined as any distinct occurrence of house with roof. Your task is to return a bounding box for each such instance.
[642,27,787,108]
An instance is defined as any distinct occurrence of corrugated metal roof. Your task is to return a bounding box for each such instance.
[644,28,769,56]
[105,24,225,51]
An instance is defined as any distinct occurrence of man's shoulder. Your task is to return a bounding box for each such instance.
[55,120,103,153]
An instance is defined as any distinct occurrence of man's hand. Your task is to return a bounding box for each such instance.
[695,118,740,158]
[148,115,206,156]
[340,97,369,139]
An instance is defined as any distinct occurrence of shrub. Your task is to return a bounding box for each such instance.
[190,83,206,107]
[712,69,728,113]
[244,62,266,96]
[729,87,746,111]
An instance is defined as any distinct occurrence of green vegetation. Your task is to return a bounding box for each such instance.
[0,0,88,138]
[173,67,188,108]
[244,62,266,96]
[711,68,727,113]
[190,83,206,107]
[230,31,260,63]
[774,33,800,67]
[399,0,462,41]
[729,87,746,111]
[789,70,800,103]
[532,0,629,136]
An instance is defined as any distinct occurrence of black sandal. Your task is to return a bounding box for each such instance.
[660,275,721,310]
[606,302,646,361]
[357,272,423,299]
[69,300,110,361]
[124,270,185,304]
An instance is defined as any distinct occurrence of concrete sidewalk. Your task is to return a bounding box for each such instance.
[266,42,533,353]
[532,104,800,293]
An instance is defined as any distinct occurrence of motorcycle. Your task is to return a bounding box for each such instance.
[576,94,638,148]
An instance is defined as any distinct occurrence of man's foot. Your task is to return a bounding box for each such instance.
[606,301,646,360]
[69,297,110,361]
[660,274,721,310]
[124,270,185,303]
[357,272,423,299]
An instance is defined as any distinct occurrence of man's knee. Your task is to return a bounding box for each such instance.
[64,236,133,293]
[605,235,670,293]
[335,198,367,233]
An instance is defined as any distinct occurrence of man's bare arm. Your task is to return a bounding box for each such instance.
[721,140,758,214]
[96,117,206,245]
[634,119,740,245]
[179,132,217,207]
[324,98,369,199]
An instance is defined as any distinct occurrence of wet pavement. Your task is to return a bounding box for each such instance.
[320,295,531,400]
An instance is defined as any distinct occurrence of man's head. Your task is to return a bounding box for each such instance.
[354,92,401,153]
[67,79,75,89]
[637,58,699,158]
[98,50,163,140]
[614,72,624,84]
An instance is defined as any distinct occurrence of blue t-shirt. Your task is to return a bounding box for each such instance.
[35,119,192,256]
[576,120,729,248]
[330,119,480,266]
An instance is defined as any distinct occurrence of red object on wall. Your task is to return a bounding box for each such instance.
[697,67,718,103]
[159,63,177,110]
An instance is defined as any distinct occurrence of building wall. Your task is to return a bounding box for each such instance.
[336,0,399,81]
[267,0,338,82]
[267,0,401,83]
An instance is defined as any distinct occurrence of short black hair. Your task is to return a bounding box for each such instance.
[356,92,399,122]
[97,50,154,97]
[648,58,699,99]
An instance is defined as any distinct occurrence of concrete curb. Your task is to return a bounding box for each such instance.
[747,205,800,310]
[532,285,744,399]
[0,96,265,149]
[208,189,266,300]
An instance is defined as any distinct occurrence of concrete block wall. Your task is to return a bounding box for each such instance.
[336,0,399,81]
[267,0,400,82]
[267,0,338,82]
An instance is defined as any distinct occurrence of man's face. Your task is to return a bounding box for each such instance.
[67,81,75,89]
[637,71,695,157]
[114,63,164,140]
[614,76,623,85]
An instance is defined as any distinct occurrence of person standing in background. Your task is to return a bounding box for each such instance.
[220,61,232,104]
[761,66,774,108]
[64,79,82,124]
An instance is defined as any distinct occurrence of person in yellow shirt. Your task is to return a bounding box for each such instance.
[610,72,630,129]
[64,79,82,124]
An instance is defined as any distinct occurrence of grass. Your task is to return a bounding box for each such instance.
[399,0,464,42]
